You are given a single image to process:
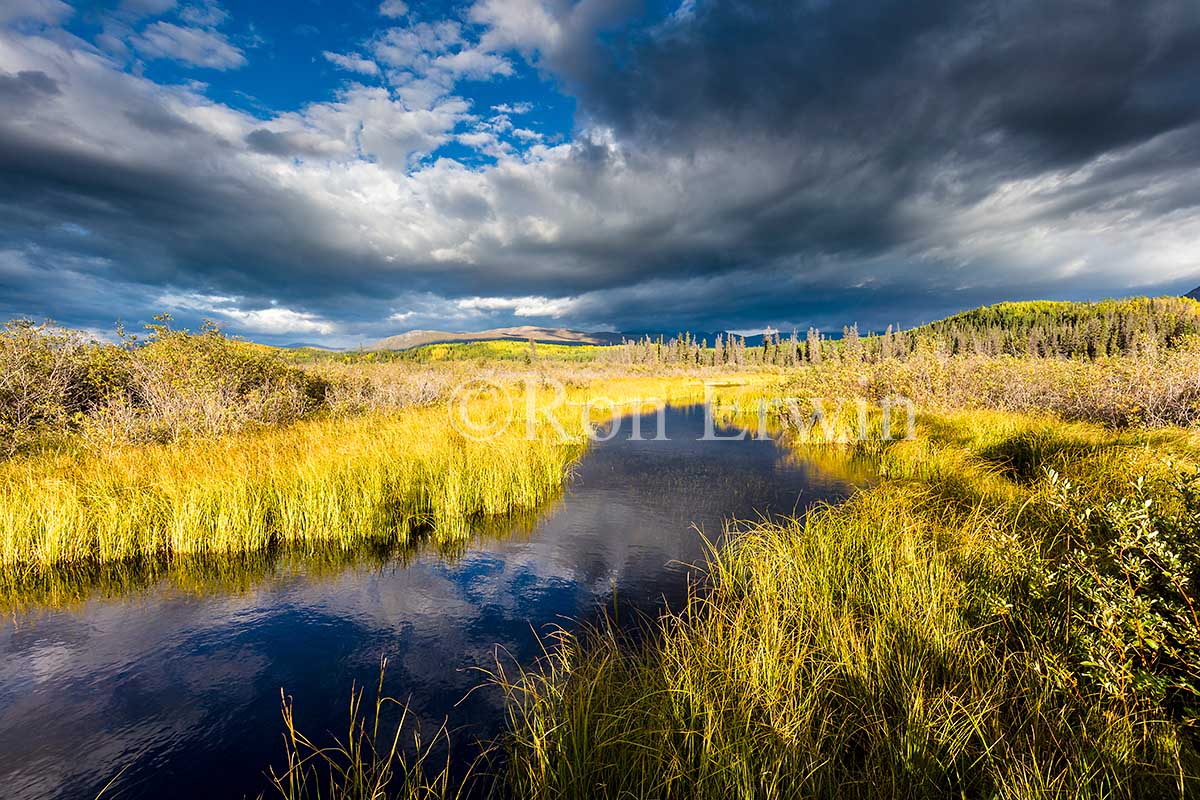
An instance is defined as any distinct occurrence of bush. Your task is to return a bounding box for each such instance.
[0,316,336,454]
[81,318,329,445]
[0,319,115,455]
[1047,465,1200,718]
[782,349,1200,429]
[314,362,454,416]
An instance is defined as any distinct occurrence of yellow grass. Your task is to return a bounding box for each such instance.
[0,374,737,569]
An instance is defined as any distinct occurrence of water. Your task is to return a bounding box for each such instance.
[0,405,869,800]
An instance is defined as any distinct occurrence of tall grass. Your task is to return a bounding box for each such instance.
[493,410,1200,799]
[268,660,470,800]
[0,376,713,570]
[0,410,573,568]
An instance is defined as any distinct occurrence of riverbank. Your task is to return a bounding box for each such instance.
[5,314,1200,797]
[495,410,1200,798]
[0,374,733,571]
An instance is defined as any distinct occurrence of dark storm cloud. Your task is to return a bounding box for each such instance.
[0,68,58,103]
[1,0,1199,341]
[570,0,1200,164]
[0,120,439,305]
[538,0,1200,269]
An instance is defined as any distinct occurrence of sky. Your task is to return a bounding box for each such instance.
[1,0,1199,345]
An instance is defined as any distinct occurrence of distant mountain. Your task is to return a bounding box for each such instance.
[1186,286,1200,301]
[364,326,788,352]
[279,342,342,350]
[367,326,625,351]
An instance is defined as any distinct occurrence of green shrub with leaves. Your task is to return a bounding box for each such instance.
[1047,465,1200,718]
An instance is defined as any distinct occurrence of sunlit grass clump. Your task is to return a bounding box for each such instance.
[492,411,1200,798]
[0,375,714,570]
[0,391,580,568]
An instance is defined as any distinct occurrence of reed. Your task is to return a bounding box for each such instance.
[268,659,473,800]
[0,375,717,571]
[0,415,568,568]
[493,410,1200,799]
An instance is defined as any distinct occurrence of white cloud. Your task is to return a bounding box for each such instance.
[220,306,338,335]
[295,85,471,166]
[492,102,532,114]
[157,292,337,335]
[378,0,408,18]
[372,21,463,69]
[0,0,72,25]
[131,21,246,69]
[322,50,379,75]
[456,131,495,147]
[367,19,511,107]
[456,295,579,318]
[179,1,229,28]
[432,48,512,79]
[671,0,696,21]
[485,113,513,133]
[470,0,563,55]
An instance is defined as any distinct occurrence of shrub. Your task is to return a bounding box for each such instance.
[1047,465,1200,718]
[81,317,329,445]
[0,316,337,453]
[0,319,114,455]
[315,362,454,416]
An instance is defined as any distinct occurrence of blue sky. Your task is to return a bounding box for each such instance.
[60,0,580,154]
[2,0,1200,345]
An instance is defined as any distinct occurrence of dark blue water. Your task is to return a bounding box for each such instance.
[0,405,868,800]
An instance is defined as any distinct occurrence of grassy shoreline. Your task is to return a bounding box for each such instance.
[0,375,725,571]
[6,307,1200,797]
[253,405,1200,799]
[492,410,1200,798]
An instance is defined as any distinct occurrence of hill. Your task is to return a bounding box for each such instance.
[366,326,624,351]
[367,326,768,352]
[910,296,1200,357]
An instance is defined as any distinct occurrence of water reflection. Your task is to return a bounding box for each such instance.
[0,405,872,800]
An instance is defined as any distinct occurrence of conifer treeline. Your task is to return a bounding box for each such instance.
[610,297,1200,366]
[919,297,1200,358]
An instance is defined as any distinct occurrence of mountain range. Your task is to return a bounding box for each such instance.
[319,290,1200,352]
[361,325,770,352]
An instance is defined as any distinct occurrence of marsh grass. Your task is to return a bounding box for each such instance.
[0,376,715,572]
[0,508,550,613]
[490,410,1200,799]
[0,406,575,573]
[0,413,574,568]
[268,659,476,800]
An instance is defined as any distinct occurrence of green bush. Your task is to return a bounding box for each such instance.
[1047,465,1200,718]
